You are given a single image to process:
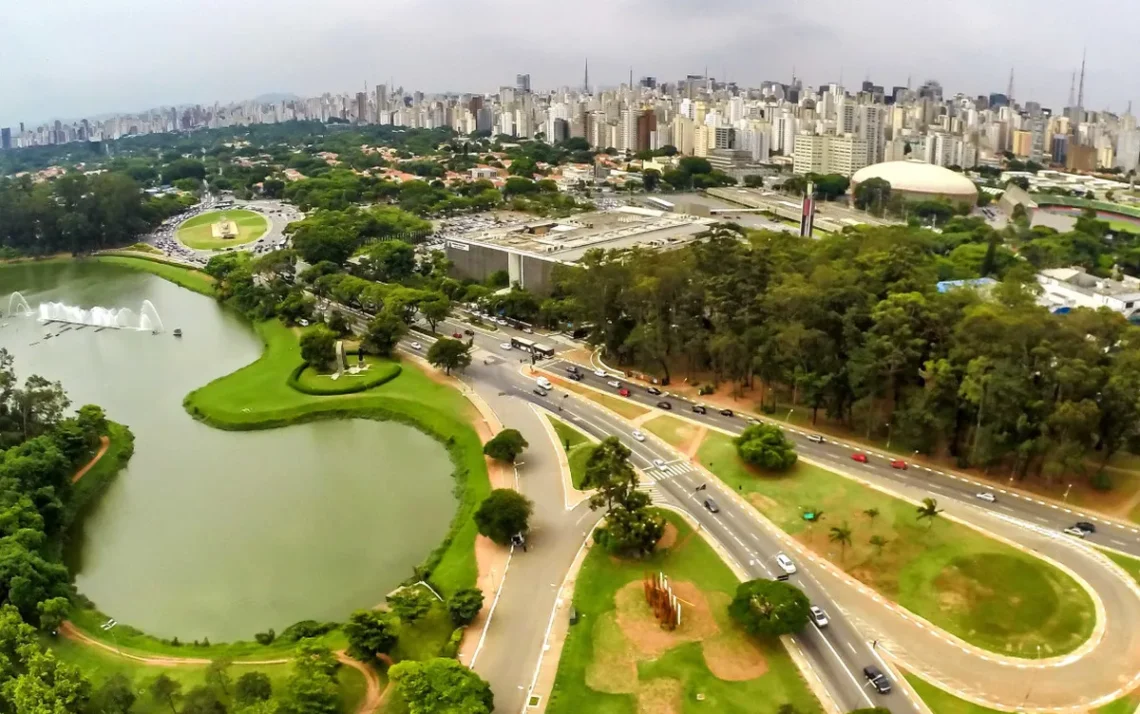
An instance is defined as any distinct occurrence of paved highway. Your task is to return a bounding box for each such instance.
[539,357,1140,710]
[417,322,913,713]
[339,305,1140,711]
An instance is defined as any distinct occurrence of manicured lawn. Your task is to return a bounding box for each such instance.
[177,209,269,250]
[546,511,821,714]
[94,255,217,297]
[183,320,490,598]
[907,672,1136,714]
[1103,549,1140,586]
[293,356,402,394]
[389,603,455,663]
[697,432,1096,657]
[48,635,367,714]
[905,674,1000,714]
[547,415,597,490]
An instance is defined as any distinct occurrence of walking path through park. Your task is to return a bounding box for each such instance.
[71,435,110,483]
[58,623,384,714]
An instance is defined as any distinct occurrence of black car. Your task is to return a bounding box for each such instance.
[703,498,719,513]
[656,401,673,410]
[567,372,583,381]
[647,386,662,395]
[719,408,734,417]
[463,329,475,336]
[1076,521,1097,534]
[533,387,549,397]
[692,405,707,415]
[863,666,891,694]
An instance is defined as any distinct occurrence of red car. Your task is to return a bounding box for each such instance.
[618,388,631,397]
[851,453,868,463]
[890,459,908,470]
[452,332,463,339]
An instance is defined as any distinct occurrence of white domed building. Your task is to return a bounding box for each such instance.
[851,160,978,205]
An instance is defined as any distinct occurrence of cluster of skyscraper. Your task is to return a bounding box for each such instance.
[3,59,1136,177]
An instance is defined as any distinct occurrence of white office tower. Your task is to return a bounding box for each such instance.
[728,96,745,123]
[499,112,515,137]
[1116,129,1140,172]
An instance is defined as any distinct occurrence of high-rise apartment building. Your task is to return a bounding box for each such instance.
[516,74,531,93]
[793,133,868,176]
[1116,129,1140,173]
[0,128,10,151]
[355,93,368,124]
[635,110,656,153]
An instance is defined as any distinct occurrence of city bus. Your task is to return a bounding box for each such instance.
[511,336,555,359]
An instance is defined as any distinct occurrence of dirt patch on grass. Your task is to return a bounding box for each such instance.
[637,678,683,714]
[703,630,768,681]
[586,612,639,694]
[657,523,679,550]
[934,564,994,615]
[748,492,781,512]
[613,581,720,658]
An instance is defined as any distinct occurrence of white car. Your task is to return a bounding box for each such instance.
[975,491,997,503]
[809,606,829,627]
[409,341,423,350]
[1062,526,1088,538]
[607,380,621,388]
[500,342,513,350]
[806,434,825,444]
[536,376,553,390]
[594,369,607,377]
[775,553,797,575]
[632,430,646,442]
[652,458,667,469]
[496,318,508,326]
[522,327,533,334]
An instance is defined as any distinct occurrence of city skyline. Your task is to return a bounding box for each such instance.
[3,0,1138,128]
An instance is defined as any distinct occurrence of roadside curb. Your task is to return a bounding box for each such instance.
[520,532,594,713]
[534,407,595,511]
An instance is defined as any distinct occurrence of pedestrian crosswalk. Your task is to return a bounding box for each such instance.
[635,480,670,505]
[645,461,693,480]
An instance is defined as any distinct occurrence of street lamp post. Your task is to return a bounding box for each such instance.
[885,422,893,449]
[786,408,794,423]
[1064,483,1073,502]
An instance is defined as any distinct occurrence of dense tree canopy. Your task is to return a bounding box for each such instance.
[729,579,812,636]
[388,658,494,714]
[548,223,1140,488]
[585,438,666,556]
[0,173,195,256]
[735,424,798,471]
[474,488,533,545]
[483,429,529,463]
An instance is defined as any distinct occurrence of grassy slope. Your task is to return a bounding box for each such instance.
[177,210,268,250]
[93,255,218,297]
[49,635,367,714]
[67,421,135,525]
[906,673,1136,714]
[547,416,596,490]
[693,431,1095,657]
[546,511,820,714]
[182,319,490,597]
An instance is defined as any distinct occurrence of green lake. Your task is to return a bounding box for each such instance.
[0,260,457,641]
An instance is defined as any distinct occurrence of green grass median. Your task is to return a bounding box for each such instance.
[546,511,821,714]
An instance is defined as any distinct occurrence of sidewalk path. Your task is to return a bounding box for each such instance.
[71,435,110,483]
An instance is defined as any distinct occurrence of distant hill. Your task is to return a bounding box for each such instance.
[253,93,301,104]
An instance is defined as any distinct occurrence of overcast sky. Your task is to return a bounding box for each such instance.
[3,0,1136,128]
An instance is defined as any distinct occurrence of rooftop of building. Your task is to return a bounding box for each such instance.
[1038,267,1140,300]
[442,207,714,261]
[852,160,979,197]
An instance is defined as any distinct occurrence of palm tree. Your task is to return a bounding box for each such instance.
[869,535,888,556]
[863,507,880,526]
[916,497,942,529]
[828,521,853,562]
